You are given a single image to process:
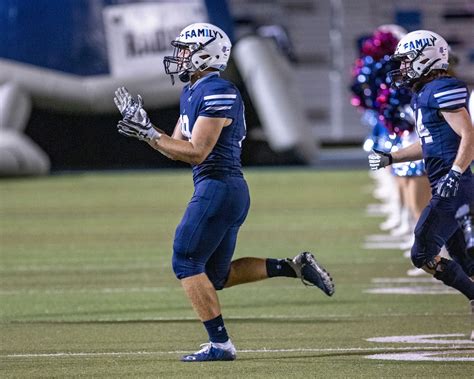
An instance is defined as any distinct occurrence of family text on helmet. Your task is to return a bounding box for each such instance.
[182,28,223,40]
[403,35,437,50]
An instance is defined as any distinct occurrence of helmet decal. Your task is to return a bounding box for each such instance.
[182,28,223,40]
[402,35,437,51]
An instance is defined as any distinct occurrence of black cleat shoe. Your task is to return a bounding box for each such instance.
[287,252,335,296]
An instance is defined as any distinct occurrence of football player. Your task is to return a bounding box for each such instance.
[114,22,334,362]
[369,31,474,300]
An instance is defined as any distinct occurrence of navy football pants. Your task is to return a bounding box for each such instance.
[172,176,250,289]
[411,175,474,276]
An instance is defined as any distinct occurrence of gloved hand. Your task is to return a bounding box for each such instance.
[114,86,150,126]
[368,149,393,170]
[117,119,161,143]
[436,169,462,198]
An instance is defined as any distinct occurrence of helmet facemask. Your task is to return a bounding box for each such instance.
[163,37,216,85]
[388,43,444,89]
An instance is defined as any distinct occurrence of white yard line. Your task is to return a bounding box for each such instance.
[362,242,405,249]
[3,345,473,359]
[0,287,182,295]
[372,277,437,283]
[365,234,406,241]
[365,286,457,295]
[0,262,170,273]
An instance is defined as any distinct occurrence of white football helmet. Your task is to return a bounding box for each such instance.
[163,22,232,84]
[388,30,449,88]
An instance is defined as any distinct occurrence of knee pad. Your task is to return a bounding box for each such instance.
[171,250,205,280]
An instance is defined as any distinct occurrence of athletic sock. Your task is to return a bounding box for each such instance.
[203,314,229,343]
[266,258,297,278]
[434,259,474,300]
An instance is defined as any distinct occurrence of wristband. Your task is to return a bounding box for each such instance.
[149,124,162,141]
[451,165,463,174]
[153,130,162,140]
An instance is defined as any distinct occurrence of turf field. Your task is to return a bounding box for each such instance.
[1,169,472,378]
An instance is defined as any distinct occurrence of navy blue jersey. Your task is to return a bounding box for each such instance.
[411,76,471,185]
[179,73,246,183]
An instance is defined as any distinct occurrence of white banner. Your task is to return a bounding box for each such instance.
[103,1,207,77]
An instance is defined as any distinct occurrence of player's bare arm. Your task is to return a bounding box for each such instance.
[391,142,423,164]
[368,142,423,171]
[148,116,228,165]
[145,118,185,159]
[441,107,474,173]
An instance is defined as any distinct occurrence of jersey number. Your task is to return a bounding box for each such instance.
[416,109,433,143]
[180,114,191,139]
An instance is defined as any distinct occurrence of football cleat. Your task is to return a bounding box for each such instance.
[288,252,335,296]
[181,343,236,362]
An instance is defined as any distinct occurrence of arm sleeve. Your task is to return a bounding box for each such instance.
[198,84,238,119]
[430,81,469,111]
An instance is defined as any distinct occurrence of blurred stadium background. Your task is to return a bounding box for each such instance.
[1,0,474,376]
[1,0,473,174]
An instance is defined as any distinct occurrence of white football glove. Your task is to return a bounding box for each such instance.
[114,86,150,126]
[114,87,161,142]
[368,149,393,170]
[117,118,161,143]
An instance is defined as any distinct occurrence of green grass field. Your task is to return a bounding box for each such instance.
[1,169,472,378]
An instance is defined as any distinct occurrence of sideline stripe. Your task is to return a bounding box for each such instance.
[3,345,473,359]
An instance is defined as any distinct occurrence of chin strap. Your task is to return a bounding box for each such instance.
[179,71,191,83]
